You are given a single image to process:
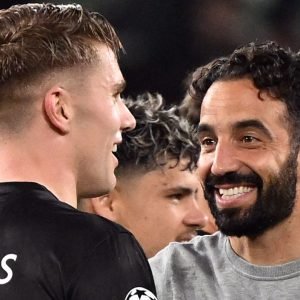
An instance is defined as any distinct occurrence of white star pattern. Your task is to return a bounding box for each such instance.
[125,287,157,300]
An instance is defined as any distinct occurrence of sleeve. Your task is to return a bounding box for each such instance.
[68,232,157,300]
[149,246,174,300]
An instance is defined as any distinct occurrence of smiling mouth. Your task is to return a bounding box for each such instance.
[112,144,118,153]
[218,185,254,199]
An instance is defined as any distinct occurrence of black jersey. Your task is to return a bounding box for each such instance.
[0,182,157,299]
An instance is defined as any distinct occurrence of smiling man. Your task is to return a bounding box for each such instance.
[150,41,300,299]
[79,93,216,258]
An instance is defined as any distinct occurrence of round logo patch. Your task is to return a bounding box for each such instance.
[125,287,157,300]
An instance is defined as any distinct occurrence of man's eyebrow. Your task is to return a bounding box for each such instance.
[234,119,272,138]
[165,186,196,196]
[197,120,272,138]
[112,80,126,93]
[197,123,215,135]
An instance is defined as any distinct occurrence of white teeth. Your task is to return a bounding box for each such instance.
[219,186,252,197]
[112,144,118,152]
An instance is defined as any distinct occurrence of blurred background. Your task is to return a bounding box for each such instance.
[1,0,300,104]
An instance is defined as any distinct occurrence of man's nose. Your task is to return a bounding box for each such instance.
[183,200,209,229]
[120,101,136,132]
[211,140,241,176]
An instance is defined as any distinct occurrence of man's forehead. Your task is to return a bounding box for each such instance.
[199,78,287,122]
[95,44,121,71]
[93,43,125,87]
[201,79,257,107]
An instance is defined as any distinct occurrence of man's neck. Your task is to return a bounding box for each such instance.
[0,140,78,208]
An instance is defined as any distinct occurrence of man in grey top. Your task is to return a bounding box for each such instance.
[150,41,300,299]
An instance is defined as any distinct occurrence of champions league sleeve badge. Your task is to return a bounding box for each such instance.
[125,287,157,300]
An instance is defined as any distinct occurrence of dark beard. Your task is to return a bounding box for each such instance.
[203,151,297,238]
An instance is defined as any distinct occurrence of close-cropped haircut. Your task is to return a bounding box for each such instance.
[183,41,300,142]
[0,3,122,132]
[0,3,122,84]
[115,93,200,177]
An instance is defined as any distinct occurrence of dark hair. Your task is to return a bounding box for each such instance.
[116,93,200,177]
[182,41,300,140]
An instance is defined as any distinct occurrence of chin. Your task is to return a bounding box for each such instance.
[106,175,117,192]
[91,176,116,197]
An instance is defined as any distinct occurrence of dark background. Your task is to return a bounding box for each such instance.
[2,0,300,104]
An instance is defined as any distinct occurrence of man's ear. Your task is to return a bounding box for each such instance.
[43,86,71,134]
[91,194,118,222]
